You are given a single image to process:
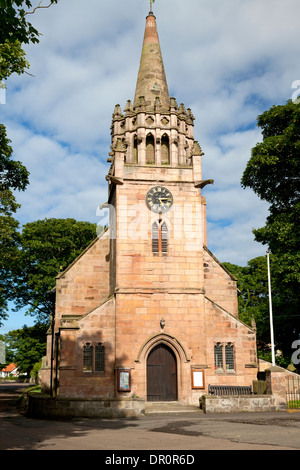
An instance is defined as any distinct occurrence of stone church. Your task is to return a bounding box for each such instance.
[41,8,258,408]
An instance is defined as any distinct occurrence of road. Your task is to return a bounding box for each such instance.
[1,382,300,453]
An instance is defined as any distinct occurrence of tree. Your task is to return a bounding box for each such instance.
[0,125,30,323]
[241,100,300,357]
[0,1,59,81]
[3,324,48,376]
[0,1,59,324]
[3,218,97,324]
[224,257,274,349]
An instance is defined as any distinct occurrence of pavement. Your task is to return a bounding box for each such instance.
[1,383,300,452]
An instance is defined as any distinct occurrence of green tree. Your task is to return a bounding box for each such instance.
[3,324,47,376]
[3,218,97,324]
[224,257,274,348]
[0,1,59,325]
[0,0,59,81]
[0,125,30,323]
[241,99,300,357]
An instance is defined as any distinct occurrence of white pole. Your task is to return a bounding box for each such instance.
[267,250,276,366]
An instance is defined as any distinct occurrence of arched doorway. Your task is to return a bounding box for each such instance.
[147,344,177,401]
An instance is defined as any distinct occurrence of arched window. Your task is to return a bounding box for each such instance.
[214,343,223,371]
[225,343,235,371]
[161,134,170,165]
[146,134,155,164]
[83,343,93,372]
[152,221,159,253]
[95,343,105,372]
[161,222,168,253]
[152,221,168,254]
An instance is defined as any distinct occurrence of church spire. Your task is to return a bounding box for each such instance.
[133,9,170,112]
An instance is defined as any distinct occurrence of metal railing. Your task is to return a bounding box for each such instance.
[208,384,252,396]
[286,376,300,409]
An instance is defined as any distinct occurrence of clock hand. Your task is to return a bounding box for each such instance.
[159,197,172,202]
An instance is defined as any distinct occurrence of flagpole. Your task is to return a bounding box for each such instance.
[267,250,276,366]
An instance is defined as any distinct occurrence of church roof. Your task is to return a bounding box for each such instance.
[133,11,170,112]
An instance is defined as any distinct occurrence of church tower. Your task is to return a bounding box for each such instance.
[41,6,258,412]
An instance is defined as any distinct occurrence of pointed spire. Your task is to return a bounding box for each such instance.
[133,12,170,112]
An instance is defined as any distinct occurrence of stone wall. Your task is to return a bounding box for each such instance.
[200,395,278,414]
[23,393,145,419]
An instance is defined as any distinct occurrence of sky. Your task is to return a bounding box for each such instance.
[1,0,299,334]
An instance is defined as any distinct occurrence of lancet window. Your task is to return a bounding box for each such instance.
[152,221,168,253]
[161,134,170,165]
[146,134,155,164]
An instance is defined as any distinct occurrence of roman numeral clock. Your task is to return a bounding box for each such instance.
[145,186,174,213]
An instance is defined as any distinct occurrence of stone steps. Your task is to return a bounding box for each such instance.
[145,401,202,415]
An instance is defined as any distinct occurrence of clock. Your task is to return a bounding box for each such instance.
[145,186,173,213]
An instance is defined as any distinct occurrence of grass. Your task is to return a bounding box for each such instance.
[287,400,300,409]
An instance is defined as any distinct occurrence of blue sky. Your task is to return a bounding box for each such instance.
[1,0,299,334]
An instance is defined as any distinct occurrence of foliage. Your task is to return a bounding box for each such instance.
[239,99,300,358]
[224,257,270,345]
[0,39,30,81]
[2,218,97,323]
[0,125,30,323]
[0,1,58,324]
[3,324,47,375]
[0,1,58,45]
[0,1,58,80]
[0,124,29,215]
[242,100,300,212]
[30,360,42,380]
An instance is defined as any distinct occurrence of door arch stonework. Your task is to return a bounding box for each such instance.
[135,333,191,402]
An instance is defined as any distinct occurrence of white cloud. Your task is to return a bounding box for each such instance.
[0,0,298,331]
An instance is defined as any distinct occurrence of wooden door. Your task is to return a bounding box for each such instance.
[147,344,177,401]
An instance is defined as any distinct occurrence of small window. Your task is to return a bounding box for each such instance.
[95,343,105,372]
[214,343,235,373]
[214,343,223,371]
[83,342,105,374]
[225,343,235,371]
[83,343,93,372]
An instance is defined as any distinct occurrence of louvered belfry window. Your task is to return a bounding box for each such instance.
[152,221,168,253]
[161,222,168,253]
[152,221,159,253]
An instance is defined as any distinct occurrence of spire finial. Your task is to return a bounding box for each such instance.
[149,0,155,14]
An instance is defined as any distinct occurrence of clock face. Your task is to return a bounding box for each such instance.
[145,186,173,213]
